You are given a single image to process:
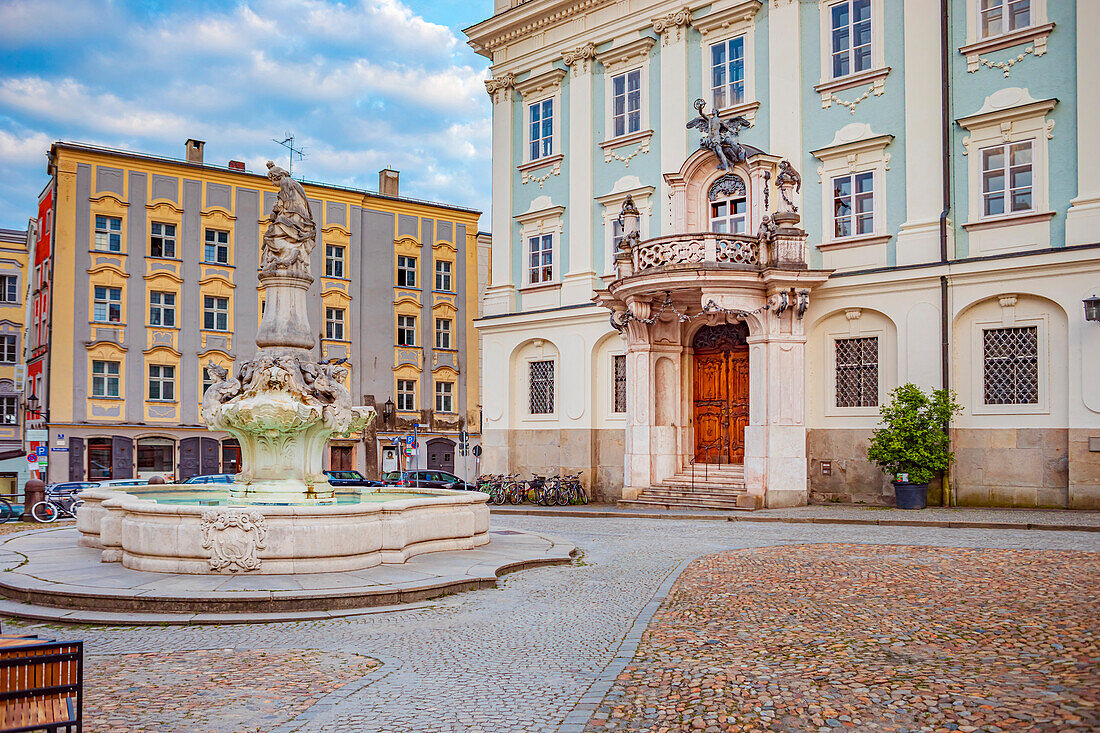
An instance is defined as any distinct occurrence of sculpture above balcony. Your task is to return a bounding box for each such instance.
[775,160,802,214]
[686,99,751,171]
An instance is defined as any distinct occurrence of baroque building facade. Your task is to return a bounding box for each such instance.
[35,141,481,483]
[466,0,1100,508]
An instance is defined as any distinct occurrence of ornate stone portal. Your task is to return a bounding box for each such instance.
[202,162,374,504]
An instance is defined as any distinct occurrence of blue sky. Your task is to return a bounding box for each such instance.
[0,0,495,229]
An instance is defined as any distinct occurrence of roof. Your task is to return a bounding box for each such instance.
[0,228,27,245]
[50,141,482,217]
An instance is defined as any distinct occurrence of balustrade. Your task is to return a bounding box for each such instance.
[629,231,804,273]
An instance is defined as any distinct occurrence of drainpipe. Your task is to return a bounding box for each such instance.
[938,0,953,506]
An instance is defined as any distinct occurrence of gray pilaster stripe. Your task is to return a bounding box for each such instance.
[179,180,202,423]
[555,556,695,733]
[349,205,363,401]
[420,218,434,409]
[73,164,92,422]
[308,198,323,359]
[125,171,146,424]
[235,188,260,365]
[455,223,467,427]
[359,209,393,403]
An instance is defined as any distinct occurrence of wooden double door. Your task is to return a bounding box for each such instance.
[692,324,750,464]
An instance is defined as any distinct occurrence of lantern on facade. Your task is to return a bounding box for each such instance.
[1085,295,1100,322]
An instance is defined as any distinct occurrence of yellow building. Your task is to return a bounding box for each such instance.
[37,140,481,482]
[0,226,32,495]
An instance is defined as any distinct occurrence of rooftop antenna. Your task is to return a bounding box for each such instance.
[272,133,306,177]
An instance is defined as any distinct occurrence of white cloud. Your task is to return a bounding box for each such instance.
[0,129,54,167]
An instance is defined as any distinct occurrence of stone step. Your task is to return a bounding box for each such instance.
[619,498,753,511]
[653,482,748,492]
[644,489,746,501]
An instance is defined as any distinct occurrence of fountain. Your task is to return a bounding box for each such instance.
[73,161,490,575]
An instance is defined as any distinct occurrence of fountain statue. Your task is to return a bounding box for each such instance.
[202,161,374,504]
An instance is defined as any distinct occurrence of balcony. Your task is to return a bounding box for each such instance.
[629,231,805,274]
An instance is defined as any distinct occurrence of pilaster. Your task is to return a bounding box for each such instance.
[767,0,803,209]
[562,43,600,303]
[485,74,518,314]
[654,9,692,234]
[1065,2,1100,245]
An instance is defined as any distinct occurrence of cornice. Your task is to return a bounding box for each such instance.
[514,68,568,99]
[465,0,616,58]
[595,36,656,72]
[692,1,762,39]
[561,41,598,73]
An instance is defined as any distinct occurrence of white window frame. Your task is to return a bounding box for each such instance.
[203,228,229,264]
[0,395,17,425]
[150,222,176,258]
[979,141,1033,219]
[91,360,121,398]
[514,68,566,173]
[694,4,760,121]
[709,194,749,235]
[979,0,1031,39]
[148,363,175,402]
[527,97,555,162]
[0,335,16,364]
[397,314,416,347]
[0,275,18,303]
[831,171,876,239]
[966,0,1047,44]
[93,286,122,324]
[434,260,452,292]
[325,307,345,341]
[396,378,416,412]
[596,181,655,276]
[527,234,554,285]
[434,381,454,413]
[435,317,452,350]
[811,124,892,260]
[94,215,122,253]
[970,313,1049,416]
[514,199,565,289]
[203,295,229,332]
[149,290,176,328]
[325,244,345,278]
[709,36,746,112]
[397,255,417,288]
[610,68,643,140]
[818,0,886,86]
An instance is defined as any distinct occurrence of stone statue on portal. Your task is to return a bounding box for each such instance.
[262,161,316,277]
[686,99,751,172]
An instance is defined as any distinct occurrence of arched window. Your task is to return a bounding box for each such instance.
[708,175,748,234]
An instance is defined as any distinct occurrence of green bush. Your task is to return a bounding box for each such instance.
[866,383,962,485]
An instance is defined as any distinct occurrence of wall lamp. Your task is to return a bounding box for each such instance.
[1085,295,1100,323]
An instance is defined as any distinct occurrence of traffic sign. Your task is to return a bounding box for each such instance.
[472,444,482,458]
[405,435,414,446]
[35,446,47,457]
[26,453,36,463]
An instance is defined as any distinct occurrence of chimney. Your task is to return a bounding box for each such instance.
[379,168,399,197]
[186,139,205,164]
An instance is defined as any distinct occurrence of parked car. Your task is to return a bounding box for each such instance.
[45,481,97,496]
[182,474,235,485]
[381,470,474,491]
[323,470,383,488]
[94,478,151,489]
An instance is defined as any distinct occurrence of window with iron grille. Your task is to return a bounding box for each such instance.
[983,326,1038,404]
[326,245,345,278]
[0,275,18,302]
[148,364,175,401]
[0,396,17,425]
[149,291,176,327]
[397,256,417,287]
[397,379,416,411]
[529,360,554,414]
[0,335,16,364]
[835,337,878,407]
[150,222,176,258]
[204,228,229,264]
[435,381,453,413]
[326,307,345,340]
[397,314,416,346]
[613,354,627,413]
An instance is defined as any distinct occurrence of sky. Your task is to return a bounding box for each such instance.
[0,0,495,230]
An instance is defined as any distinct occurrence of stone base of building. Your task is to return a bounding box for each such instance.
[481,427,624,502]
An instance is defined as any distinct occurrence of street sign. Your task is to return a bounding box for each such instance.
[35,446,47,457]
[26,429,48,442]
[405,435,414,446]
[26,453,36,463]
[472,445,482,458]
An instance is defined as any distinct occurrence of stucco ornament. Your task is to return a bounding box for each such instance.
[262,161,316,277]
[200,510,268,572]
[686,99,751,171]
[775,160,802,213]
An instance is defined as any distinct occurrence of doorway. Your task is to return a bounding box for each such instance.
[426,437,455,474]
[329,444,355,471]
[692,323,749,464]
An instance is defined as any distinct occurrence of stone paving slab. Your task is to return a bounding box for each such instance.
[0,526,575,623]
[491,503,1100,530]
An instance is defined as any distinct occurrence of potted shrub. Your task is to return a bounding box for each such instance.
[867,384,962,509]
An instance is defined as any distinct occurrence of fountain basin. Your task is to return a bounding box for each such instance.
[77,487,490,574]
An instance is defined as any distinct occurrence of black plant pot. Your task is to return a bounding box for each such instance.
[893,481,928,510]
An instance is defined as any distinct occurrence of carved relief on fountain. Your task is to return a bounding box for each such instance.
[200,510,268,572]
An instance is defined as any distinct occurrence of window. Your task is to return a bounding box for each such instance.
[435,260,452,292]
[94,215,122,252]
[326,307,345,340]
[397,314,416,346]
[148,364,175,401]
[529,360,554,414]
[981,142,1032,218]
[137,438,174,474]
[397,256,417,288]
[833,172,875,238]
[612,69,642,137]
[202,367,214,394]
[613,354,627,413]
[0,276,17,303]
[150,222,176,258]
[830,0,872,78]
[397,379,416,411]
[710,197,748,234]
[611,218,625,253]
[435,318,452,349]
[835,337,878,407]
[93,286,122,323]
[435,381,453,413]
[203,295,229,331]
[528,234,553,284]
[204,229,229,264]
[0,396,16,425]
[325,245,345,278]
[0,335,15,363]
[983,326,1038,405]
[92,360,120,398]
[87,438,112,480]
[710,37,745,110]
[529,99,553,160]
[981,0,1030,38]
[149,291,176,327]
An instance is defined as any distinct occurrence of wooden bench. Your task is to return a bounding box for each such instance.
[0,635,83,733]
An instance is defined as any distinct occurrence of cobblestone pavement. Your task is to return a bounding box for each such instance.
[3,517,1097,733]
[584,545,1099,733]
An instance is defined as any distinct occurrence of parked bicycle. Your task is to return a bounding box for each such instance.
[30,492,84,523]
[0,496,15,523]
[474,472,589,506]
